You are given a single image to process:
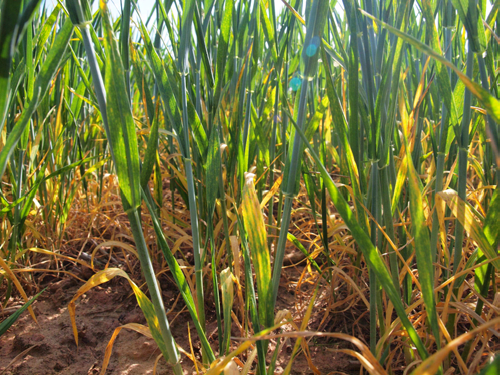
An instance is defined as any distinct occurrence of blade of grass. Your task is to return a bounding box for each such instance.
[438,189,500,270]
[68,268,171,363]
[220,268,234,355]
[0,288,45,336]
[242,172,273,329]
[405,134,441,350]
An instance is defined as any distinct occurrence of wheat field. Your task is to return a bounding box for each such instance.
[0,0,499,374]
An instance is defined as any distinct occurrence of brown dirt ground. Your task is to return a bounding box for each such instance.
[0,262,363,375]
